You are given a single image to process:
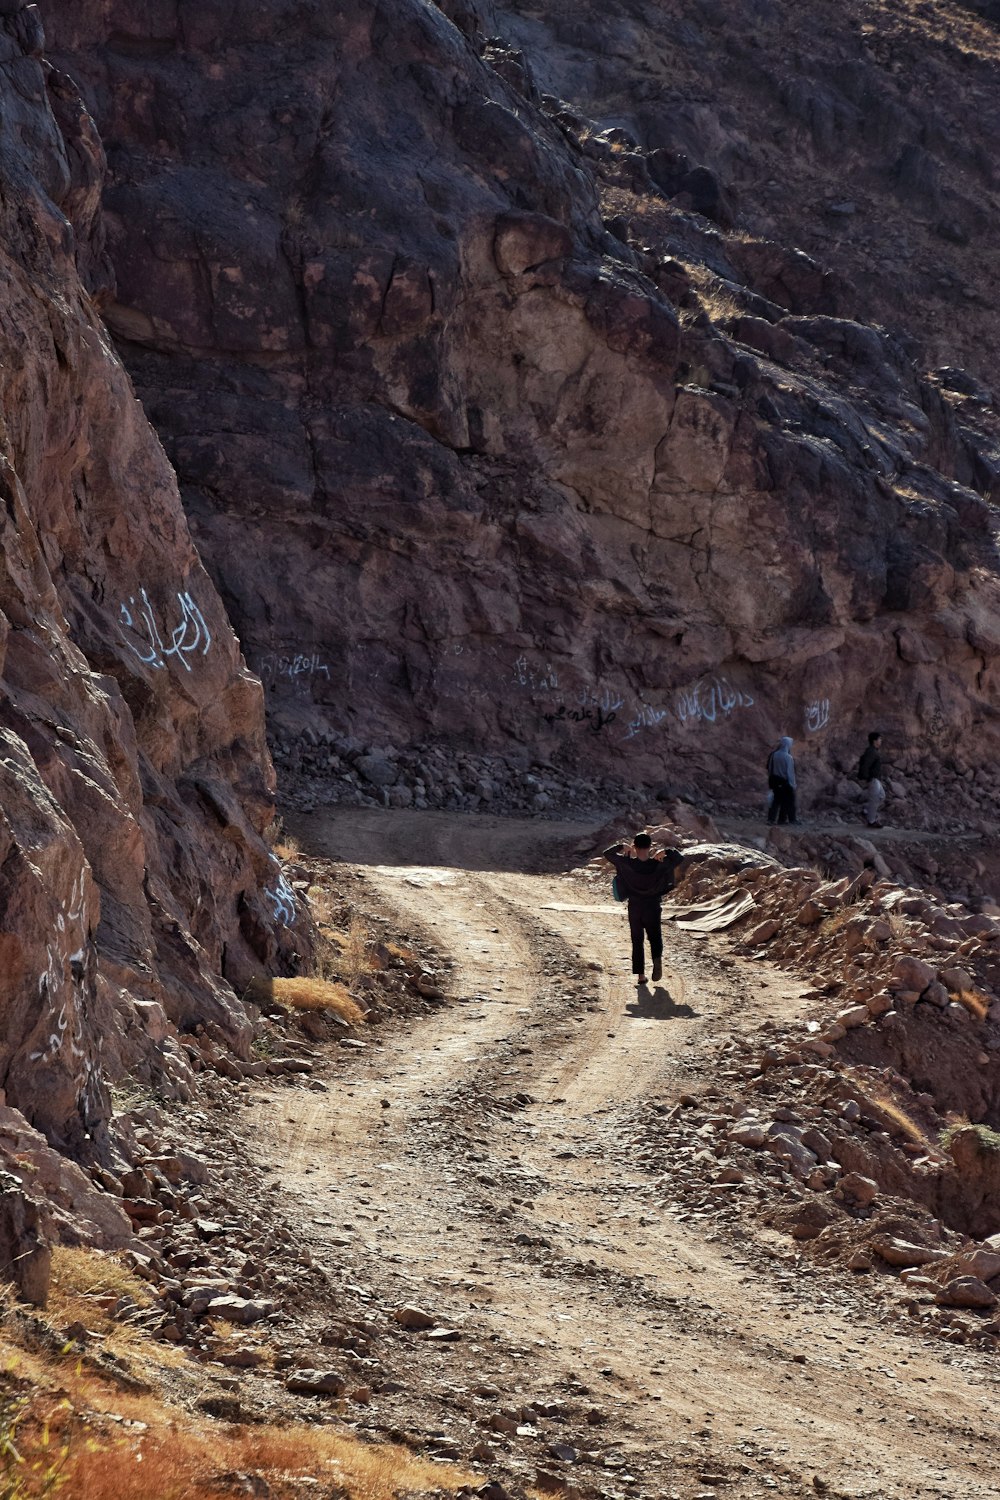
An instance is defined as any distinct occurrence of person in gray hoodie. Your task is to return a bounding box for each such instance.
[766,736,797,825]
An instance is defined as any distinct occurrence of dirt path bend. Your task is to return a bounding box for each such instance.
[255,809,1000,1500]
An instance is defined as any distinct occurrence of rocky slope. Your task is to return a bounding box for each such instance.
[37,0,1000,815]
[0,0,303,1189]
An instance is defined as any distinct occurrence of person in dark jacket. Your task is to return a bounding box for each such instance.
[766,736,797,825]
[603,833,683,985]
[858,730,885,827]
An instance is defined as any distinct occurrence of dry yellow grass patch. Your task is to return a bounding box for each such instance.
[861,1089,931,1149]
[954,987,991,1021]
[383,939,416,965]
[338,915,383,980]
[4,1375,473,1500]
[271,977,365,1024]
[1,1282,473,1500]
[42,1248,187,1369]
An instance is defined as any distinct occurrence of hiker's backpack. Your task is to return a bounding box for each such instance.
[612,875,627,902]
[766,749,780,790]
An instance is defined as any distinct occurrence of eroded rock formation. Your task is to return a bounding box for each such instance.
[38,0,1000,813]
[0,0,303,1162]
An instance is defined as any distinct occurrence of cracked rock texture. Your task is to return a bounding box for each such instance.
[0,0,302,1164]
[39,0,1000,801]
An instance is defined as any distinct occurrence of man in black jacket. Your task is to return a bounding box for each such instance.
[603,833,683,985]
[858,730,885,828]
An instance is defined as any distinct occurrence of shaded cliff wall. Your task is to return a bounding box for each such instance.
[0,0,304,1156]
[39,0,1000,804]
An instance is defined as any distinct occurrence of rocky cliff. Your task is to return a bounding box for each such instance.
[36,0,1000,820]
[0,0,303,1167]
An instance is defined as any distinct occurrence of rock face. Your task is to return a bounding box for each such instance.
[38,0,1000,808]
[0,2,302,1160]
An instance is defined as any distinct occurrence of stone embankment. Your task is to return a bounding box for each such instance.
[582,803,1000,1346]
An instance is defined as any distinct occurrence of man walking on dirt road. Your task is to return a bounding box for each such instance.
[603,833,683,986]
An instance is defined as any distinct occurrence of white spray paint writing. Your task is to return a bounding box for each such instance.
[259,652,331,687]
[37,872,104,1123]
[264,862,298,926]
[120,588,212,672]
[624,702,671,740]
[676,675,754,727]
[805,699,831,733]
[31,870,87,1065]
[513,655,559,692]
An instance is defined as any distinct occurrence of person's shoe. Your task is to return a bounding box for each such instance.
[867,821,884,829]
[651,960,663,982]
[636,975,647,986]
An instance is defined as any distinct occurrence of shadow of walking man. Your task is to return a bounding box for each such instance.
[624,984,696,1020]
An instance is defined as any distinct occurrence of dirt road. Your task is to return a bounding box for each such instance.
[255,809,1000,1500]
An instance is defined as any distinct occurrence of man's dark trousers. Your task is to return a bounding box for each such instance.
[629,898,663,975]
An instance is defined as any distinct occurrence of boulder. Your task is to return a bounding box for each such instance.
[834,1172,878,1208]
[934,1276,997,1310]
[870,1235,948,1269]
[0,1174,51,1306]
[889,956,936,994]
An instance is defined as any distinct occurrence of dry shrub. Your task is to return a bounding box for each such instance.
[271,977,365,1024]
[43,1248,180,1367]
[272,837,302,861]
[862,1089,931,1148]
[50,1246,148,1307]
[10,1400,472,1500]
[955,987,991,1021]
[339,915,381,981]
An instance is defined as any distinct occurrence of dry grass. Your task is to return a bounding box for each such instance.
[0,1287,472,1500]
[954,986,991,1021]
[270,977,365,1024]
[41,1248,183,1368]
[338,915,382,981]
[5,1381,472,1500]
[272,836,302,861]
[686,264,743,325]
[861,1089,932,1148]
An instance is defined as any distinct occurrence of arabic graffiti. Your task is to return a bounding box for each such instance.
[259,651,332,688]
[676,675,754,727]
[543,702,618,734]
[264,863,297,925]
[624,702,670,740]
[120,587,212,672]
[805,698,831,734]
[542,685,625,735]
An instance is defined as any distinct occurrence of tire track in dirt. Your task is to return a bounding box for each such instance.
[256,808,1000,1500]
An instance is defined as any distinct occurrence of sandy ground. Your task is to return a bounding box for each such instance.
[252,808,1000,1500]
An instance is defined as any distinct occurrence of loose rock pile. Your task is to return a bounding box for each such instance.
[580,807,1000,1347]
[274,735,652,817]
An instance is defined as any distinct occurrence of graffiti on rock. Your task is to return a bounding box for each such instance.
[543,702,618,733]
[805,698,831,734]
[513,655,559,692]
[624,702,670,740]
[30,871,93,1072]
[120,587,212,672]
[259,651,331,689]
[676,675,754,726]
[264,862,297,925]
